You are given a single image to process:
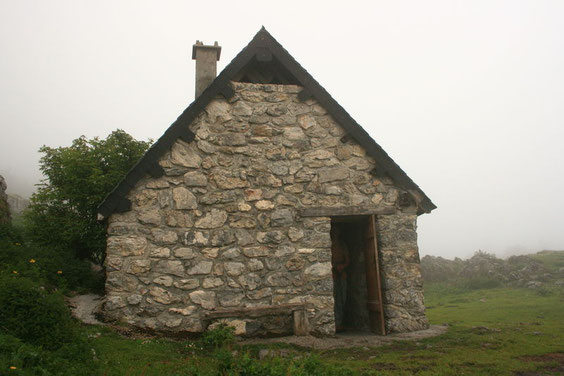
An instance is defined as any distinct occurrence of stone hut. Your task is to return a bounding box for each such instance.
[97,28,436,337]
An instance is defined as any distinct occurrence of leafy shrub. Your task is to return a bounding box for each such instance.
[0,223,104,293]
[0,276,76,350]
[24,130,151,264]
[0,333,97,375]
[201,324,236,349]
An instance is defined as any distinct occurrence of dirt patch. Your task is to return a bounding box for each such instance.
[514,353,564,376]
[68,294,104,325]
[240,325,448,349]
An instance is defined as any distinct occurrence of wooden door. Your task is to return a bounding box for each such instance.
[364,215,386,335]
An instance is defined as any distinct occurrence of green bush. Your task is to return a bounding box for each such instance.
[201,324,236,349]
[0,276,76,350]
[0,333,98,375]
[24,130,151,265]
[0,223,104,293]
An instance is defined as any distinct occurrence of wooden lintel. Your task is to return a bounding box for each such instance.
[299,206,397,217]
[203,303,309,320]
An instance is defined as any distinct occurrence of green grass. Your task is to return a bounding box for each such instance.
[77,284,564,375]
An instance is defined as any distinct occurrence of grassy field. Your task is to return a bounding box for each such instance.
[78,281,564,376]
[3,247,562,375]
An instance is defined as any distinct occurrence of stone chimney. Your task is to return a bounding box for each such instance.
[192,41,221,98]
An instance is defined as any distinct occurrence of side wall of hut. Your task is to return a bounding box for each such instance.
[102,82,428,335]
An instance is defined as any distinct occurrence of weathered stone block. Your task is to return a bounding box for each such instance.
[174,247,197,259]
[189,290,216,310]
[195,209,228,228]
[151,229,178,245]
[202,277,224,288]
[150,247,171,258]
[105,296,126,310]
[107,236,147,257]
[183,171,208,187]
[138,208,161,225]
[271,209,293,227]
[127,259,151,275]
[183,231,209,246]
[187,261,213,275]
[304,262,332,278]
[318,167,349,183]
[149,286,178,305]
[248,258,264,271]
[225,262,245,276]
[155,260,184,277]
[172,187,197,209]
[173,279,199,290]
[171,141,202,168]
[256,231,285,244]
[153,275,173,287]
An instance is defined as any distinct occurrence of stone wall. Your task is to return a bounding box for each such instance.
[378,215,428,332]
[102,82,428,335]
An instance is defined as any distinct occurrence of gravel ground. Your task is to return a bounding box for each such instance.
[68,294,104,325]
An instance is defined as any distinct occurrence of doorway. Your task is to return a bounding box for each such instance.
[330,215,386,335]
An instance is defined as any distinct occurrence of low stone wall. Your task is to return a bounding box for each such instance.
[102,82,426,336]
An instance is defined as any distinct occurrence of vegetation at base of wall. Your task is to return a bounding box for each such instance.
[23,129,151,265]
[0,223,103,293]
[0,223,100,375]
[201,323,236,349]
[0,276,76,350]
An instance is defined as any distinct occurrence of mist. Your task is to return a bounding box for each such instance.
[1,0,563,260]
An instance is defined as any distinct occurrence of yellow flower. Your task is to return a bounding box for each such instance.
[29,259,36,263]
[10,366,17,369]
[14,242,21,246]
[57,270,63,274]
[12,271,18,274]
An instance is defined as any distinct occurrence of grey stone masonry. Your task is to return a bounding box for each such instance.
[102,82,428,335]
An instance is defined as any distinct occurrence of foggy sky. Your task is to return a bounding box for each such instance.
[1,0,563,259]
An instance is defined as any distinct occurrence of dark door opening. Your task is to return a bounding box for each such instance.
[331,215,386,335]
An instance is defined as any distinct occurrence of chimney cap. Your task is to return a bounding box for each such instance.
[192,41,221,60]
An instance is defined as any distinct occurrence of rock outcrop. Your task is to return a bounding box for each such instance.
[0,175,10,224]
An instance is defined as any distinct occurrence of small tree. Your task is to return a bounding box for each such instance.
[25,130,151,264]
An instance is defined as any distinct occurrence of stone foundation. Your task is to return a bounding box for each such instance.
[102,82,428,335]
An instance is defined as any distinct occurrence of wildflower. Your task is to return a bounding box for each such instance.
[29,259,36,263]
[12,270,18,274]
[14,243,21,246]
[57,270,63,274]
[10,366,17,370]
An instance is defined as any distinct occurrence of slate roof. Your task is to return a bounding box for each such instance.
[98,27,436,219]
